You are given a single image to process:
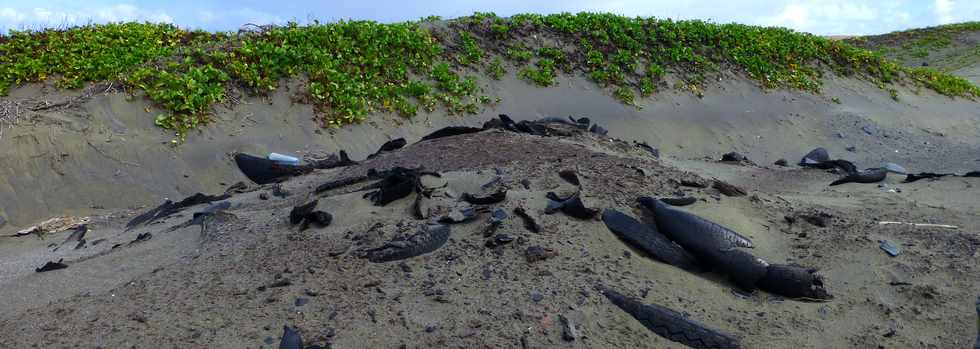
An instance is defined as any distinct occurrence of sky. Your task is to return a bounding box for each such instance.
[0,1,977,36]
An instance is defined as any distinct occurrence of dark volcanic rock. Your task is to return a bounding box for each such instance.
[35,259,68,272]
[721,152,748,162]
[713,180,747,196]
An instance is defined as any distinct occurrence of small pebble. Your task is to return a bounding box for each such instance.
[530,291,544,302]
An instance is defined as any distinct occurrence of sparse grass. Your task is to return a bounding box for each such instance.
[456,30,484,66]
[486,57,505,80]
[845,21,980,69]
[519,59,557,86]
[507,45,533,62]
[613,86,634,104]
[1,15,977,141]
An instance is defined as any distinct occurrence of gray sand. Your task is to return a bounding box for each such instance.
[0,129,977,348]
[1,72,978,228]
[0,64,978,348]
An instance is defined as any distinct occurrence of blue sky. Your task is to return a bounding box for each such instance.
[0,1,976,35]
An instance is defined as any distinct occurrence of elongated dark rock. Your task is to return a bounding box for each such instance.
[639,197,768,289]
[639,197,753,249]
[589,124,608,135]
[315,175,370,193]
[558,170,581,186]
[799,147,829,166]
[234,153,313,185]
[304,211,333,228]
[756,264,832,300]
[712,180,746,197]
[819,159,857,174]
[710,249,770,290]
[660,197,697,206]
[368,168,419,206]
[461,190,507,205]
[278,325,303,349]
[569,116,590,129]
[601,209,699,270]
[488,114,586,137]
[376,138,407,153]
[798,148,857,174]
[224,181,250,194]
[601,286,741,349]
[965,171,980,178]
[514,207,541,233]
[35,259,68,273]
[802,159,858,174]
[829,168,887,186]
[193,201,231,220]
[290,200,318,225]
[310,150,355,169]
[420,126,483,141]
[644,198,831,297]
[545,192,598,219]
[63,224,87,244]
[721,152,748,163]
[125,200,174,229]
[173,193,231,209]
[904,172,954,183]
[365,224,451,263]
[974,296,980,349]
[634,141,660,158]
[493,114,518,131]
[126,193,230,229]
[560,195,599,219]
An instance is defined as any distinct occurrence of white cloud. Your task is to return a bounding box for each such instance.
[235,8,285,25]
[767,3,811,29]
[0,1,976,35]
[0,4,173,31]
[934,0,953,24]
[760,1,880,32]
[31,8,53,22]
[0,8,26,22]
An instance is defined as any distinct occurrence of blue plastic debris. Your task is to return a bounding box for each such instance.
[879,240,901,257]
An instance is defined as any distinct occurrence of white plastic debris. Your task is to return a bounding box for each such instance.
[884,163,908,175]
[268,153,300,165]
[878,221,958,229]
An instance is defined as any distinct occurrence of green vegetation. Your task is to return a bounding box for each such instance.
[845,22,980,72]
[1,14,978,141]
[507,45,533,62]
[848,22,980,57]
[519,59,557,86]
[0,21,482,141]
[486,57,505,80]
[463,13,977,98]
[455,30,484,66]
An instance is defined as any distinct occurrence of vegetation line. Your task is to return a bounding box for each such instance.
[1,13,977,142]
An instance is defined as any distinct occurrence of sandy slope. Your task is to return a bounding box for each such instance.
[1,72,978,229]
[0,127,977,348]
[847,29,980,85]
